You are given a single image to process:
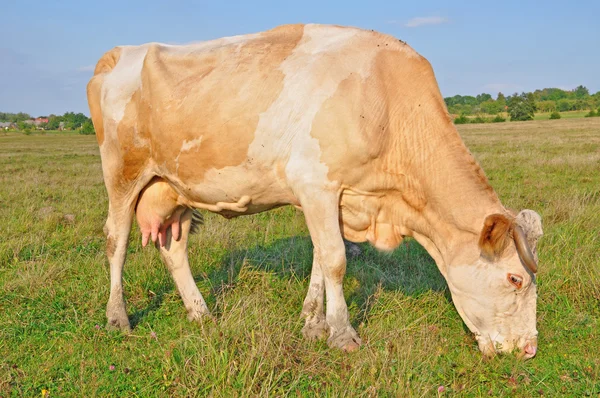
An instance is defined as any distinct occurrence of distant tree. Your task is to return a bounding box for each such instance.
[462,96,478,106]
[539,88,568,101]
[492,114,506,123]
[453,113,469,124]
[573,85,590,99]
[476,93,492,104]
[80,120,95,135]
[14,112,31,123]
[444,95,460,107]
[549,111,561,120]
[592,92,600,107]
[0,112,31,123]
[17,121,33,132]
[537,100,556,113]
[470,115,487,124]
[73,113,88,127]
[508,92,536,121]
[557,99,576,112]
[47,115,62,130]
[575,99,591,111]
[584,110,596,117]
[480,100,502,115]
[61,112,89,130]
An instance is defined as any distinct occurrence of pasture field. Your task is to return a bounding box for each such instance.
[534,111,591,120]
[459,110,591,123]
[1,118,599,396]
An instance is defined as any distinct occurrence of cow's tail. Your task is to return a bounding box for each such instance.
[87,47,122,145]
[189,210,204,235]
[92,47,122,76]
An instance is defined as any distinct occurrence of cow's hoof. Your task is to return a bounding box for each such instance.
[106,316,131,332]
[188,310,215,324]
[302,315,329,341]
[327,326,362,352]
[187,307,212,322]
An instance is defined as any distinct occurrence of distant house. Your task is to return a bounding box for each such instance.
[20,118,50,129]
[0,122,14,130]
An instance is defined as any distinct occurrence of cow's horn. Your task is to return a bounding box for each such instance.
[513,226,538,274]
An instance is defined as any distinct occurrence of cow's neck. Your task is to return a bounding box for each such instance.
[385,122,506,274]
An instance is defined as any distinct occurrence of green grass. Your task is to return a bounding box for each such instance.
[1,118,599,396]
[456,110,590,124]
[534,111,590,120]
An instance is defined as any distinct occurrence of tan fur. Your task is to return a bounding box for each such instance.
[117,90,152,183]
[139,25,304,184]
[86,47,122,146]
[93,47,122,75]
[106,235,117,258]
[88,24,541,356]
[309,45,501,253]
[478,214,514,260]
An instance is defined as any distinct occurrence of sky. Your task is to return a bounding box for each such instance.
[1,0,599,117]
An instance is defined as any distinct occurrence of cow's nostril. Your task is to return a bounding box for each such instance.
[524,343,537,357]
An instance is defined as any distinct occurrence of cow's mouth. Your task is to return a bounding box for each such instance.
[476,335,538,359]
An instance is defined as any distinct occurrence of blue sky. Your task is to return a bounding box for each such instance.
[1,0,599,116]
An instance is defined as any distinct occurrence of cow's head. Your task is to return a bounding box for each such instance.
[445,210,543,359]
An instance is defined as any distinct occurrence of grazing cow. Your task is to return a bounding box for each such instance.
[87,24,542,358]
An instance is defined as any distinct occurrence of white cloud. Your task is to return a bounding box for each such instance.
[404,16,448,28]
[76,65,95,72]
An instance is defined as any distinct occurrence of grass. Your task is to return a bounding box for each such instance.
[534,111,590,120]
[456,110,592,124]
[1,117,599,396]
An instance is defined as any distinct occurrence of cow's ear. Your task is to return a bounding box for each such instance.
[478,214,513,261]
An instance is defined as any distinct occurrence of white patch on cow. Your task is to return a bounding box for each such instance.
[101,45,149,125]
[180,136,203,152]
[248,24,380,189]
[162,33,261,56]
[175,136,203,174]
[444,255,538,354]
[299,25,359,55]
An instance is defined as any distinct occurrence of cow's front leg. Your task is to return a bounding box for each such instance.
[299,189,361,351]
[159,208,210,321]
[301,258,328,340]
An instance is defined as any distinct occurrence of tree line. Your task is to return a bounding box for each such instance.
[445,85,600,122]
[3,85,600,131]
[0,112,94,134]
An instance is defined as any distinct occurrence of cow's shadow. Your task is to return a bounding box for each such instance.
[130,234,451,329]
[204,235,449,325]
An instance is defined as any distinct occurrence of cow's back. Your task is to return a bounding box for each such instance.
[88,24,442,210]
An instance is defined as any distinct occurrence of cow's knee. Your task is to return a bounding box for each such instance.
[321,250,347,283]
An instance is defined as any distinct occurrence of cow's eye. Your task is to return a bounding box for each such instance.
[507,273,523,289]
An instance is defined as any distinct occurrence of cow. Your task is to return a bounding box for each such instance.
[87,24,543,358]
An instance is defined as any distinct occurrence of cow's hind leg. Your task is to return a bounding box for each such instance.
[159,208,210,320]
[299,189,361,351]
[301,258,329,340]
[104,199,136,331]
